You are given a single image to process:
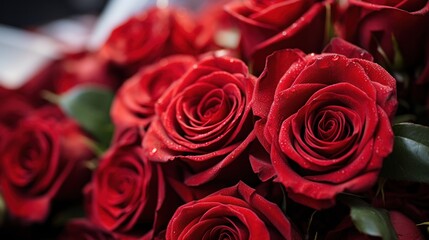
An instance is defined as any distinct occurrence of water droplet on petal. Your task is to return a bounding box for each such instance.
[282,31,287,36]
[151,148,158,154]
[375,147,380,154]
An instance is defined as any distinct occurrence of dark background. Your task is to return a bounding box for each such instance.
[0,0,108,27]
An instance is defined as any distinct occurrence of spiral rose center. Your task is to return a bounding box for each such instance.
[110,173,133,194]
[104,161,140,207]
[198,89,225,120]
[181,83,239,130]
[9,132,51,190]
[199,219,242,240]
[295,103,359,160]
[314,110,350,142]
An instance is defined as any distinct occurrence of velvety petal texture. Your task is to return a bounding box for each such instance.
[0,107,92,222]
[335,0,429,82]
[111,55,195,129]
[101,7,213,74]
[252,49,397,209]
[225,0,328,73]
[142,55,257,191]
[166,182,301,240]
[86,127,180,239]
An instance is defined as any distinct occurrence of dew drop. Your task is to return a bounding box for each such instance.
[229,59,235,63]
[375,147,380,154]
[151,148,158,154]
[282,31,287,36]
[332,55,339,61]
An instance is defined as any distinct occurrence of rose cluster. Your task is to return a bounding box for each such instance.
[1,0,429,239]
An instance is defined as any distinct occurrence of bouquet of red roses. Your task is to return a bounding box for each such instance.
[1,0,428,239]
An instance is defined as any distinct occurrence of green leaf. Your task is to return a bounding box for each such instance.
[380,123,429,182]
[59,86,114,149]
[393,114,416,124]
[340,196,398,240]
[324,3,335,45]
[392,123,429,146]
[52,205,85,226]
[391,35,404,71]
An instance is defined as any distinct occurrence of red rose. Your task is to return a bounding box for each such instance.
[111,55,195,129]
[86,127,179,239]
[100,7,211,74]
[225,0,328,73]
[252,49,397,209]
[166,182,301,240]
[59,219,114,240]
[142,55,257,193]
[326,211,424,240]
[335,0,429,81]
[0,107,92,222]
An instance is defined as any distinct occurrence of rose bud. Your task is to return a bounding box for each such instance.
[0,106,93,222]
[142,55,258,198]
[166,182,302,240]
[335,0,429,83]
[251,49,397,209]
[225,0,329,74]
[85,127,181,239]
[58,219,114,240]
[326,211,424,240]
[100,7,212,75]
[111,55,196,129]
